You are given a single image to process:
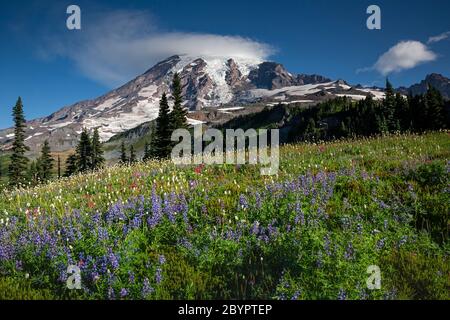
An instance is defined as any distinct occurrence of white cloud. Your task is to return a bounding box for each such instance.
[359,41,437,75]
[41,10,274,87]
[428,31,450,44]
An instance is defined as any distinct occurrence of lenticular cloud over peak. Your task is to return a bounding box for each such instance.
[43,9,274,87]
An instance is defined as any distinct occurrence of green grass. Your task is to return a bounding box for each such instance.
[0,131,448,300]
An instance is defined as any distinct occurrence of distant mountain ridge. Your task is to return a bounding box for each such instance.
[398,73,450,99]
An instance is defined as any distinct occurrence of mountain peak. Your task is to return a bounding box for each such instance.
[400,73,450,99]
[425,73,449,82]
[0,55,334,154]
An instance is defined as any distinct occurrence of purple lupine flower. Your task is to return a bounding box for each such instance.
[179,194,189,224]
[128,271,135,283]
[384,288,398,300]
[341,216,351,230]
[356,223,363,235]
[147,189,163,229]
[122,224,128,236]
[344,242,354,260]
[120,288,128,298]
[91,271,100,282]
[98,227,109,242]
[291,291,301,300]
[255,191,262,209]
[106,200,126,224]
[294,202,305,225]
[57,263,68,283]
[163,194,176,223]
[108,248,119,270]
[316,251,323,268]
[337,289,347,300]
[238,194,249,210]
[398,236,408,247]
[15,260,23,270]
[130,214,142,229]
[267,220,278,238]
[376,238,385,250]
[359,290,369,300]
[97,256,108,274]
[376,199,389,209]
[151,186,162,217]
[155,267,163,284]
[188,180,197,190]
[142,278,154,298]
[179,238,193,250]
[251,221,260,235]
[158,254,166,265]
[108,286,115,300]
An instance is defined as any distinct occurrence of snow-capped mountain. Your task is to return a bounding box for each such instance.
[0,55,385,155]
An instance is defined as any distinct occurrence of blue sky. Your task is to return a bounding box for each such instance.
[0,0,449,128]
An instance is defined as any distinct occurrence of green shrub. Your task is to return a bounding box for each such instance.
[0,277,55,300]
[381,249,450,300]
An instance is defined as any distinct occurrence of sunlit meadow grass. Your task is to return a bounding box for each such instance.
[0,131,449,299]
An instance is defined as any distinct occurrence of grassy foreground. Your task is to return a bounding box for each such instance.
[0,131,449,299]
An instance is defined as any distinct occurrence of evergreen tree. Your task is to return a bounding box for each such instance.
[129,145,137,164]
[38,140,54,182]
[154,93,173,158]
[64,154,78,177]
[304,118,317,141]
[57,155,61,179]
[8,97,29,187]
[143,140,151,161]
[91,128,105,170]
[143,131,157,161]
[425,86,445,130]
[170,73,188,130]
[27,161,39,185]
[119,141,128,164]
[409,94,424,131]
[339,120,348,137]
[395,93,410,131]
[381,79,398,133]
[76,128,92,172]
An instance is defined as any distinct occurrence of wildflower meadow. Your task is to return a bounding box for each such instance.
[0,132,449,300]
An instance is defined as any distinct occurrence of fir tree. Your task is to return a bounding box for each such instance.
[395,93,410,131]
[38,140,54,182]
[91,128,105,170]
[129,145,137,164]
[170,73,188,130]
[8,97,29,187]
[27,161,39,185]
[382,79,398,132]
[425,86,445,130]
[304,118,317,141]
[65,154,78,177]
[76,128,92,172]
[143,140,151,161]
[143,130,157,161]
[119,141,128,164]
[154,93,173,158]
[57,155,61,179]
